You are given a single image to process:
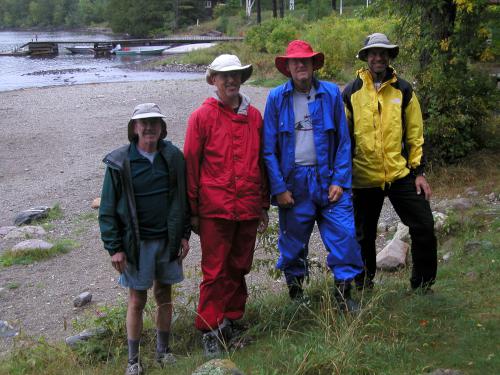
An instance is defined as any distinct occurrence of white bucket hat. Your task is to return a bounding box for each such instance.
[128,103,167,142]
[357,33,399,61]
[206,54,253,84]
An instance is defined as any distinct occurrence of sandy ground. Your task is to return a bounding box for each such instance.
[0,79,285,352]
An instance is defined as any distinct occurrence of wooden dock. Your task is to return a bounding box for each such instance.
[11,36,244,56]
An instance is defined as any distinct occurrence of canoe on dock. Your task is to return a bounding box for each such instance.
[114,46,168,56]
[65,46,94,54]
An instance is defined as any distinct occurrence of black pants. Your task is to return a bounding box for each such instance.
[353,175,437,289]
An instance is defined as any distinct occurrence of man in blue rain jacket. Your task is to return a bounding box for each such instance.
[263,40,363,312]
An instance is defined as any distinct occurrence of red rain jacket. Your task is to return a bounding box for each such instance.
[184,96,270,220]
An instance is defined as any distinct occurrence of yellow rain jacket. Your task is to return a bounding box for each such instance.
[342,67,425,189]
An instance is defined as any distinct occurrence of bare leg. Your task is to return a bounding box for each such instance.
[154,281,173,331]
[127,288,147,340]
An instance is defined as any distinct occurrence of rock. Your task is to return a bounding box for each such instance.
[73,292,92,307]
[433,212,447,232]
[427,369,463,375]
[91,198,101,209]
[487,192,496,202]
[387,225,397,233]
[376,239,409,270]
[0,226,16,237]
[192,359,245,375]
[448,198,473,211]
[0,320,18,338]
[442,252,452,262]
[464,240,482,254]
[12,239,53,252]
[377,221,388,233]
[14,206,51,226]
[393,222,410,242]
[465,187,479,197]
[465,271,477,281]
[0,287,5,296]
[4,225,46,240]
[65,327,106,348]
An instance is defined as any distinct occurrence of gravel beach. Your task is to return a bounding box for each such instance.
[0,79,276,351]
[0,79,401,352]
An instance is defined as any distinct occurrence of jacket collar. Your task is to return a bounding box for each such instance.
[357,66,397,85]
[283,76,326,95]
[211,91,251,115]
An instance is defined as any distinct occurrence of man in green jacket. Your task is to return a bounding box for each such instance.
[99,103,190,375]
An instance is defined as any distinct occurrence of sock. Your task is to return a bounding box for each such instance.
[128,338,140,363]
[156,330,170,354]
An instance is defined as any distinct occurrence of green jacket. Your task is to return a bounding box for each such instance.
[99,140,190,269]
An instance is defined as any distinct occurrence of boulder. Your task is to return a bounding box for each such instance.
[432,212,447,232]
[442,252,452,262]
[427,369,463,375]
[14,206,51,226]
[448,198,473,211]
[0,226,16,237]
[376,239,409,270]
[73,292,92,307]
[393,222,410,242]
[91,198,101,209]
[12,239,53,252]
[4,225,46,240]
[192,359,244,375]
[487,192,497,202]
[0,320,18,338]
[65,327,107,348]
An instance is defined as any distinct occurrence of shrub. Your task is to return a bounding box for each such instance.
[246,17,305,54]
[305,15,396,82]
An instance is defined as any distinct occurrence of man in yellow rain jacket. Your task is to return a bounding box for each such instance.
[342,33,437,293]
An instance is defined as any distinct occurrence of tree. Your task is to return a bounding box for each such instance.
[391,0,498,162]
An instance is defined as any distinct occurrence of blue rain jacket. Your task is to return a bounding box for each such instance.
[263,78,352,205]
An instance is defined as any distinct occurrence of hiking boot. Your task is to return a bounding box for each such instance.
[218,317,233,341]
[354,273,374,291]
[125,361,143,375]
[334,281,360,314]
[287,276,304,301]
[155,351,176,367]
[202,331,221,358]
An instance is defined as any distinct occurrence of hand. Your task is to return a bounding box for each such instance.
[178,238,190,264]
[415,175,432,200]
[191,216,200,235]
[111,252,127,274]
[328,185,343,202]
[257,209,269,234]
[276,191,294,208]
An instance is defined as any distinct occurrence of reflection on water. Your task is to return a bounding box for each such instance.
[0,31,203,92]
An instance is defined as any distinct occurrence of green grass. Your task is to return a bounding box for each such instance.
[0,239,79,267]
[1,201,498,374]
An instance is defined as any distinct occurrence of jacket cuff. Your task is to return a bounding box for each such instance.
[410,165,425,176]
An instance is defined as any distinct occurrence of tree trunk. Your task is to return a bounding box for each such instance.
[272,0,277,18]
[279,0,284,18]
[257,0,261,23]
[332,0,336,10]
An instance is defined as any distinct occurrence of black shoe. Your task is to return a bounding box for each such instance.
[201,331,221,358]
[335,281,360,314]
[287,276,304,301]
[355,273,374,291]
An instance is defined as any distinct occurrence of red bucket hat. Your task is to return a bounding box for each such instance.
[275,40,325,77]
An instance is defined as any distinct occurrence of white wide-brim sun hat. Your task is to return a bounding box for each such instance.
[206,54,253,84]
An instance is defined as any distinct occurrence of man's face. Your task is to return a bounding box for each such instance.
[212,71,242,101]
[286,58,314,85]
[134,118,162,144]
[366,48,390,75]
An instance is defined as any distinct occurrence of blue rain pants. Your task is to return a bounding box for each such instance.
[277,165,363,284]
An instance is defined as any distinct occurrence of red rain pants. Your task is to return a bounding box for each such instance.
[195,217,259,331]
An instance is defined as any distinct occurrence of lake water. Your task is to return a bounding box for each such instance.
[0,31,204,92]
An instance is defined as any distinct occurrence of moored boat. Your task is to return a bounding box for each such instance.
[114,46,168,56]
[65,46,94,54]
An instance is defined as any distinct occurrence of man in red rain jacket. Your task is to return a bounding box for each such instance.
[184,54,270,358]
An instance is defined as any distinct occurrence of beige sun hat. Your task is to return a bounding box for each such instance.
[127,103,167,142]
[205,54,253,84]
[357,33,399,61]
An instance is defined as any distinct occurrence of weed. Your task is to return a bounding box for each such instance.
[0,239,78,267]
